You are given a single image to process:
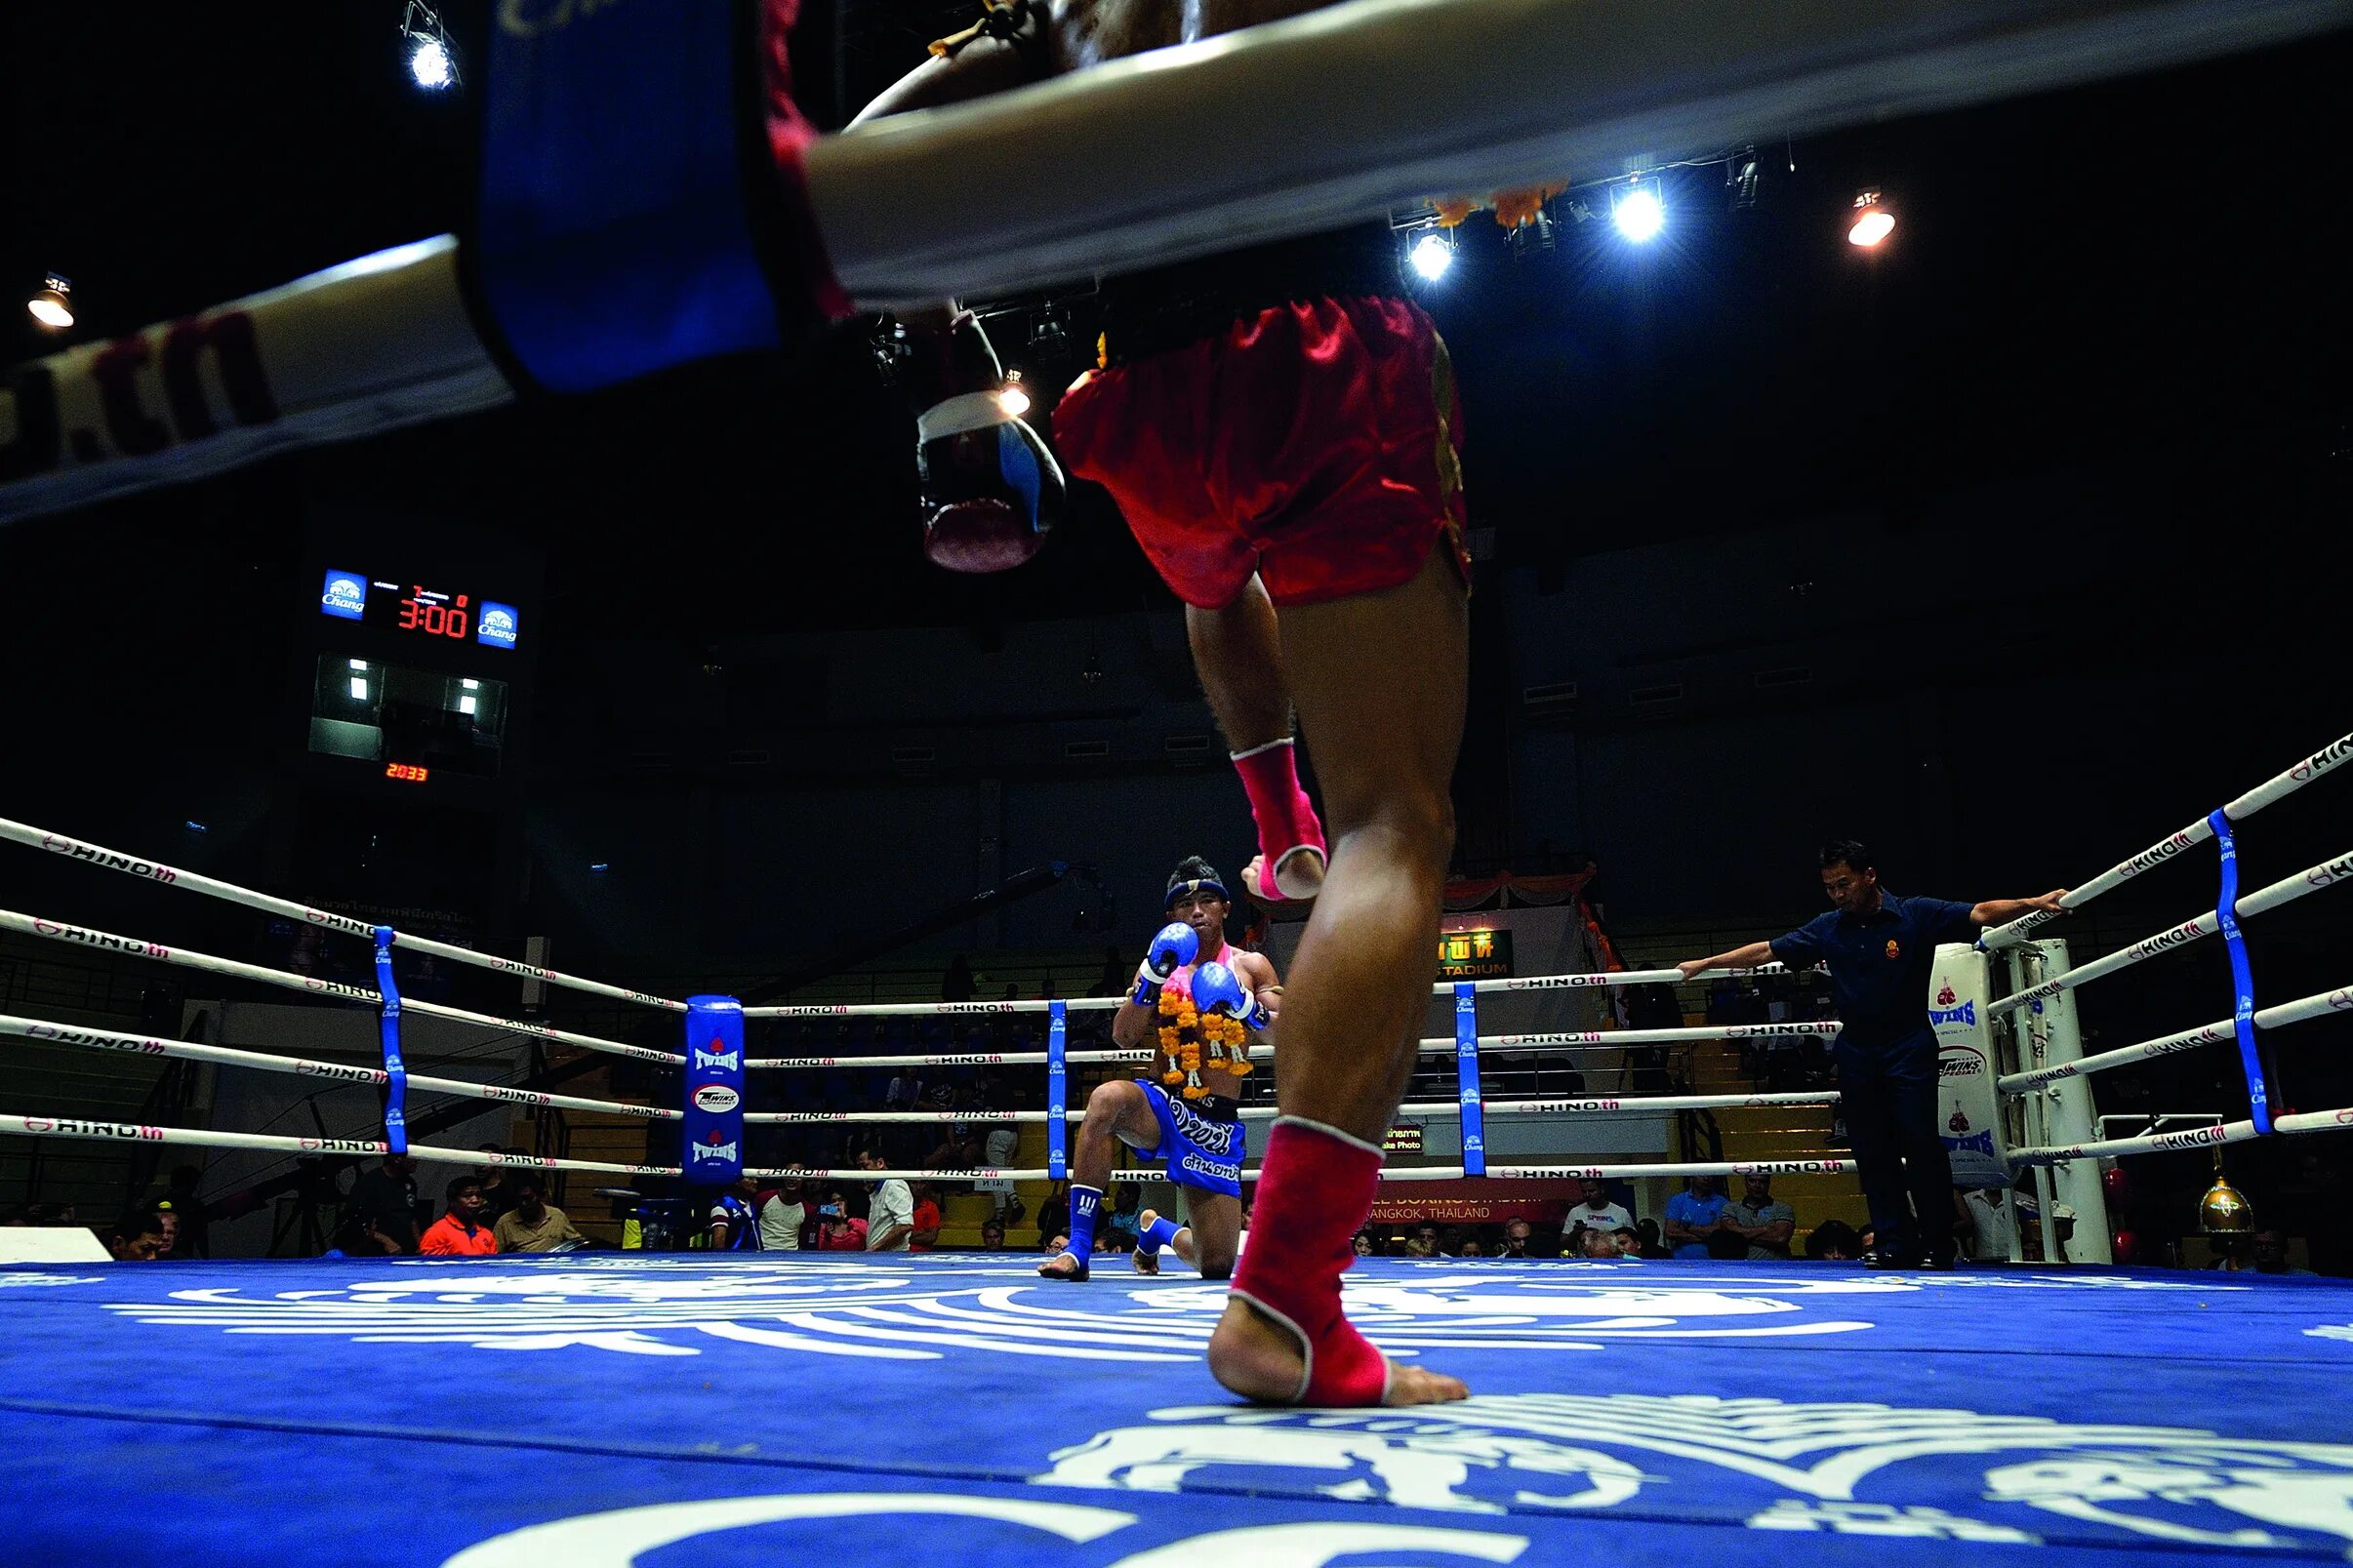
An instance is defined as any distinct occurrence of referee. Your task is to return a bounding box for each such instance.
[1679,840,2063,1268]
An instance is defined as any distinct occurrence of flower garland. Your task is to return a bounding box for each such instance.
[1432,182,1568,230]
[1156,985,1254,1099]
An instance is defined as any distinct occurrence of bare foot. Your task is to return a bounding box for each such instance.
[1206,1297,1468,1407]
[1131,1209,1162,1274]
[1036,1250,1089,1282]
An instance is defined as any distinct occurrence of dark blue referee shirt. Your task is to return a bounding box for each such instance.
[1770,892,1977,1052]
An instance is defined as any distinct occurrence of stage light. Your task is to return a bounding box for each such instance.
[1408,230,1454,281]
[1611,181,1665,243]
[997,374,1031,419]
[401,1,458,91]
[1847,190,1894,248]
[26,275,72,330]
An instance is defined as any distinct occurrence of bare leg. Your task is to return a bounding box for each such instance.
[1190,575,1326,901]
[1205,546,1470,1405]
[1039,1080,1156,1280]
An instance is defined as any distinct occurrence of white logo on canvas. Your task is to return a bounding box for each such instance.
[99,1262,1976,1362]
[0,1273,103,1288]
[1035,1393,2353,1551]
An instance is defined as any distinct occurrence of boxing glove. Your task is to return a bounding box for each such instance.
[1192,960,1271,1032]
[1130,922,1199,1005]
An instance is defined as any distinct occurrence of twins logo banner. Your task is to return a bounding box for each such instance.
[1929,945,2008,1186]
[683,994,746,1184]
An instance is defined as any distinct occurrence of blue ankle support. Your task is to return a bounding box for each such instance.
[1137,1215,1181,1256]
[1065,1184,1104,1259]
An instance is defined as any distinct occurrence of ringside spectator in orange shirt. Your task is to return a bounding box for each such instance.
[419,1177,499,1257]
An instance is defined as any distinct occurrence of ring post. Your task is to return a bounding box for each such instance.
[682,996,747,1186]
[1047,1000,1069,1183]
[2207,809,2273,1136]
[2027,940,2112,1261]
[1454,983,1485,1178]
[371,926,408,1156]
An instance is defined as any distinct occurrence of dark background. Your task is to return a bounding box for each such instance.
[3,7,2347,1166]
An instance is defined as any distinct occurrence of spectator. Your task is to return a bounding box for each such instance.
[708,1174,762,1252]
[1806,1219,1862,1261]
[1610,1226,1641,1259]
[1106,1186,1143,1252]
[2207,1234,2255,1272]
[1037,1181,1070,1247]
[1580,1226,1621,1260]
[419,1178,499,1256]
[927,1124,982,1172]
[885,1068,924,1113]
[475,1146,517,1224]
[492,1173,586,1253]
[345,1152,424,1254]
[812,1190,869,1251]
[1665,1176,1730,1260]
[158,1164,208,1258]
[977,1123,1023,1223]
[146,1202,182,1260]
[1403,1225,1440,1258]
[942,953,976,1004]
[1704,1226,1751,1261]
[1564,1180,1634,1249]
[1460,1237,1484,1258]
[102,1212,167,1261]
[1353,1231,1378,1258]
[979,1220,1007,1252]
[860,1148,916,1252]
[758,1169,807,1252]
[909,1183,944,1252]
[327,1214,404,1258]
[1636,1218,1671,1259]
[1438,1226,1466,1258]
[1499,1218,1534,1259]
[1041,1231,1071,1254]
[1722,1175,1797,1260]
[1957,1186,2015,1263]
[2252,1227,2318,1276]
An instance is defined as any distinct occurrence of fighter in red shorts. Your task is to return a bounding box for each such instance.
[857,0,1474,1409]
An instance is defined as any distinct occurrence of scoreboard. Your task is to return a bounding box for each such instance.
[319,569,520,653]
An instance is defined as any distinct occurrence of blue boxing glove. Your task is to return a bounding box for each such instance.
[1130,922,1198,1005]
[1192,960,1271,1032]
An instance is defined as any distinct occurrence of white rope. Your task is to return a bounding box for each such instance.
[1997,985,2351,1092]
[751,1156,1857,1184]
[1438,963,1795,996]
[1987,848,2353,1019]
[0,816,686,1012]
[1979,732,2353,949]
[747,1091,1839,1125]
[0,1012,678,1120]
[743,997,1122,1019]
[749,1048,1155,1070]
[2011,1106,2353,1164]
[0,908,685,1065]
[810,0,2349,302]
[0,1113,679,1178]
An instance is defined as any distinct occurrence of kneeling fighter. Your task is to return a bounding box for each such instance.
[1040,857,1277,1282]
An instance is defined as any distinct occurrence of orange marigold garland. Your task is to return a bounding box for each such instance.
[1157,985,1251,1099]
[1431,182,1568,230]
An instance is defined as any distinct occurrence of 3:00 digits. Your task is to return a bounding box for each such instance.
[396,596,470,639]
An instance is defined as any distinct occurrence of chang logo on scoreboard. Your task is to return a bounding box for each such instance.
[477,602,520,650]
[320,570,367,621]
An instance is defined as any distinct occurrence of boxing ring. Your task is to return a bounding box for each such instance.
[6,754,2353,1564]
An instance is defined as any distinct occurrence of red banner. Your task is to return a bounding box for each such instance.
[1367,1179,1585,1226]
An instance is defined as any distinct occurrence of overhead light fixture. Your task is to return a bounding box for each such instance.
[996,373,1031,420]
[1726,148,1761,211]
[1027,305,1071,360]
[26,275,72,330]
[349,676,370,702]
[1847,189,1895,248]
[1611,179,1665,244]
[401,1,458,91]
[1407,229,1454,282]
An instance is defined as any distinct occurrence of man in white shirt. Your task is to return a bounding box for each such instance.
[1959,1186,2014,1263]
[859,1147,916,1252]
[977,1123,1023,1222]
[759,1167,807,1252]
[1563,1179,1634,1241]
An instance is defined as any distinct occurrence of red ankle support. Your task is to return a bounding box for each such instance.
[1229,1116,1390,1405]
[1230,740,1324,865]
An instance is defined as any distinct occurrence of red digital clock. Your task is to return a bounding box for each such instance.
[396,593,471,640]
[385,763,430,783]
[320,570,520,652]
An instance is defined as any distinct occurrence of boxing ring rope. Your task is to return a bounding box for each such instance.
[4,0,2345,524]
[0,1117,676,1180]
[1978,733,2352,950]
[1998,985,2350,1093]
[0,818,687,1014]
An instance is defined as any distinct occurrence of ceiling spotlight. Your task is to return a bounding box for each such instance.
[1027,305,1071,360]
[1407,230,1454,282]
[1847,190,1895,248]
[26,274,72,330]
[997,374,1031,420]
[402,1,458,91]
[1611,180,1666,243]
[1727,148,1761,211]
